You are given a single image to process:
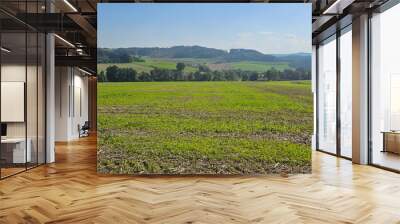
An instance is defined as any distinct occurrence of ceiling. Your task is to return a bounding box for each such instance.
[0,0,392,73]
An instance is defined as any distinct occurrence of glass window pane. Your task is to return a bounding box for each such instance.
[340,29,352,158]
[0,0,46,179]
[371,4,400,171]
[318,36,337,154]
[27,31,38,169]
[38,33,45,165]
[1,31,27,177]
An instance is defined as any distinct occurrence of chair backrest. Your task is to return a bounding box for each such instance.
[82,121,90,129]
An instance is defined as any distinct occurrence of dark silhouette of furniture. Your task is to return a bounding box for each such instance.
[79,121,90,138]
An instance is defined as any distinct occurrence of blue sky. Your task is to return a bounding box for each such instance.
[98,4,311,54]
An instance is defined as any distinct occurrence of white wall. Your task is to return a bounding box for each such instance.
[1,64,26,138]
[55,67,89,141]
[1,63,46,164]
[55,66,70,141]
[1,65,41,138]
[1,82,25,122]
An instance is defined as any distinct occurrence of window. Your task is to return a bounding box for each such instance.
[317,36,337,154]
[340,27,352,158]
[370,3,400,171]
[0,1,46,179]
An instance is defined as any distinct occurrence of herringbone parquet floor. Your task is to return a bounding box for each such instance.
[1,135,400,224]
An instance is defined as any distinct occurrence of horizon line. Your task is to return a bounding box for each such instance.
[97,45,311,55]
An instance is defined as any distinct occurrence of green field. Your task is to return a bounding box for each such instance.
[97,58,198,73]
[227,61,291,72]
[98,58,293,74]
[97,81,312,174]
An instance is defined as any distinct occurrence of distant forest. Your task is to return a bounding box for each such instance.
[98,46,311,70]
[97,46,311,82]
[98,64,311,82]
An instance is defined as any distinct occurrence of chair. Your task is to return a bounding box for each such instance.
[79,121,90,138]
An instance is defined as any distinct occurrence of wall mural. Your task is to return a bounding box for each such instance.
[97,3,312,175]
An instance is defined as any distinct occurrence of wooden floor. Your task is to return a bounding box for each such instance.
[372,150,400,171]
[0,167,26,178]
[1,136,400,223]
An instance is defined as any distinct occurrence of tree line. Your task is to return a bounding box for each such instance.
[98,63,311,82]
[98,52,146,63]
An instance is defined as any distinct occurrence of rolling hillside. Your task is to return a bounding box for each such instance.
[98,46,311,70]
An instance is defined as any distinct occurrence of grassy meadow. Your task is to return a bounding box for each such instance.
[228,61,291,72]
[97,81,312,174]
[97,58,198,73]
[98,58,293,74]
